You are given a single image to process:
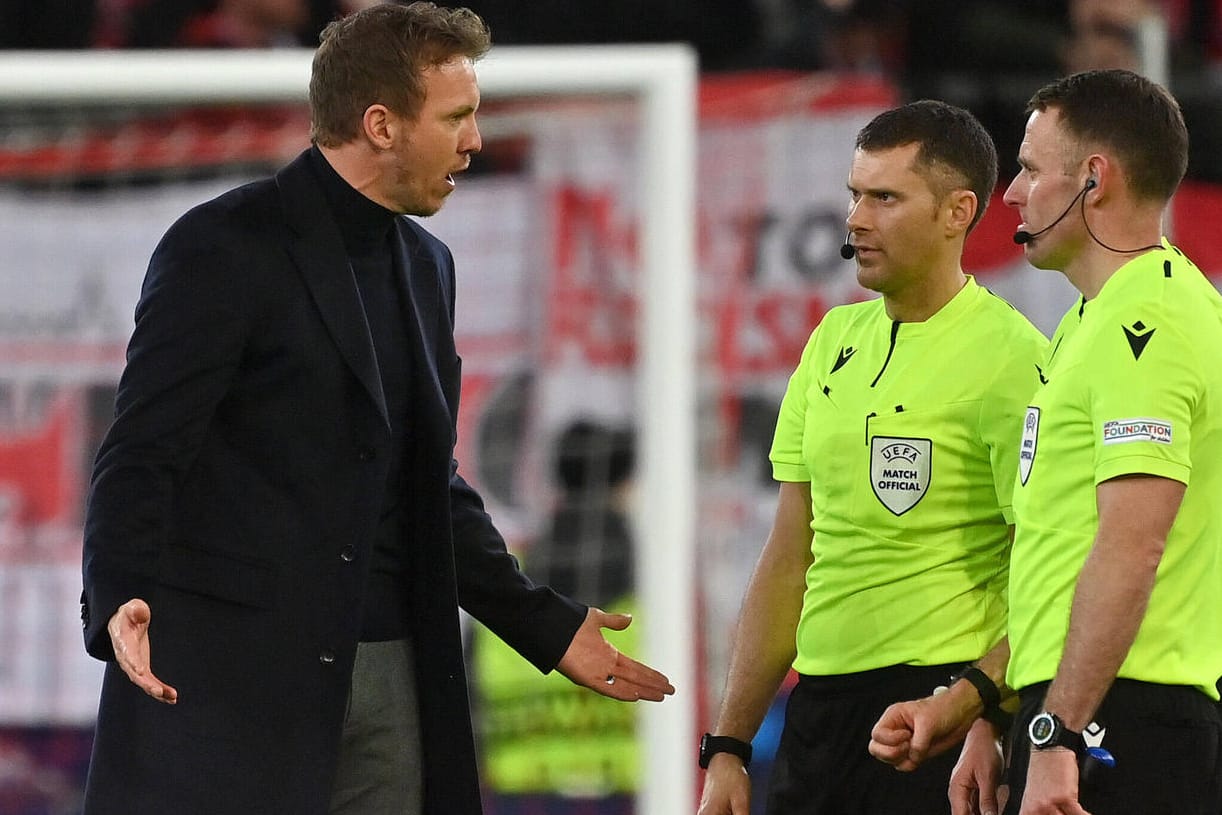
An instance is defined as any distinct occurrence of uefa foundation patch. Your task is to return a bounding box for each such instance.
[1101,418,1173,445]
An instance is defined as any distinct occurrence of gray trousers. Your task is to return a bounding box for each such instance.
[328,639,424,815]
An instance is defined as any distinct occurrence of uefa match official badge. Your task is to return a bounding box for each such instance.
[870,436,931,515]
[1019,406,1040,485]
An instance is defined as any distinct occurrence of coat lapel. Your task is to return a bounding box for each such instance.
[275,153,389,426]
[395,220,449,417]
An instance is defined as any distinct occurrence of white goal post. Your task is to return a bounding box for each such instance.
[0,44,698,815]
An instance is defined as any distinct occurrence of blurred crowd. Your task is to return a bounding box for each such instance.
[1,0,1220,178]
[3,0,1218,71]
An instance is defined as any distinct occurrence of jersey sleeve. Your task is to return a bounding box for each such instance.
[1088,314,1198,486]
[770,323,822,483]
[980,324,1046,524]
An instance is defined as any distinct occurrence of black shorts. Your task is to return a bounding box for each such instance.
[1002,679,1222,815]
[764,663,962,815]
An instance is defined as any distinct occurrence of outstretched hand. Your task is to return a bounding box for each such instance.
[556,607,675,702]
[107,598,178,704]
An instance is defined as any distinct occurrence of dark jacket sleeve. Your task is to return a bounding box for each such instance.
[450,466,586,673]
[418,227,586,672]
[81,201,253,660]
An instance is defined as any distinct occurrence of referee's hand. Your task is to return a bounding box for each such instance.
[697,752,750,815]
[869,688,976,771]
[1019,749,1090,815]
[950,717,1006,815]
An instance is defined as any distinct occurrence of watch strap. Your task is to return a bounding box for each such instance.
[950,665,1001,711]
[950,664,1012,731]
[699,733,752,769]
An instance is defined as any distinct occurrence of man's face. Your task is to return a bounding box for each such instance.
[382,56,482,216]
[1004,108,1086,269]
[845,143,945,297]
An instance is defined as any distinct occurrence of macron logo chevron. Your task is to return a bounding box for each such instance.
[831,346,856,374]
[1123,321,1155,360]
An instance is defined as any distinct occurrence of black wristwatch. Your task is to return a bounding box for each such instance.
[1027,711,1085,755]
[699,733,753,769]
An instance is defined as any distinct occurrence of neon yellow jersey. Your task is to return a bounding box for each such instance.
[771,277,1045,675]
[1008,244,1222,699]
[472,596,639,795]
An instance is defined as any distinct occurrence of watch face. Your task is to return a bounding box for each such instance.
[1029,712,1056,745]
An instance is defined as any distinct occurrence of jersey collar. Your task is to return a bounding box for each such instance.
[883,274,983,337]
[1088,238,1172,309]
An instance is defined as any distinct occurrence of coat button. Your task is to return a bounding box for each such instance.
[358,447,375,461]
[340,545,355,562]
[319,650,335,664]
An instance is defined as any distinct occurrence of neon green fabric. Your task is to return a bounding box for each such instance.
[472,597,639,795]
[1008,244,1222,699]
[771,277,1045,675]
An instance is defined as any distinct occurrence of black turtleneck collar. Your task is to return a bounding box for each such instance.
[307,145,398,257]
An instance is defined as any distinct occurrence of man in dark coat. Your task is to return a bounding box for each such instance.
[79,4,674,814]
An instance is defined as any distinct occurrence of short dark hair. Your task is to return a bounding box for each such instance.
[855,100,998,233]
[1026,69,1187,203]
[309,2,491,147]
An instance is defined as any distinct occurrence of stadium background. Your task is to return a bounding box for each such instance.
[2,2,1221,813]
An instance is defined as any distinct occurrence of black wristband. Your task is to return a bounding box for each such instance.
[699,733,752,769]
[950,665,1002,713]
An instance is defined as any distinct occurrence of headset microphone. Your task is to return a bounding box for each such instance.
[840,232,856,260]
[1013,178,1096,245]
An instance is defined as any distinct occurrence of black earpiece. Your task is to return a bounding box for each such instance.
[1014,174,1162,254]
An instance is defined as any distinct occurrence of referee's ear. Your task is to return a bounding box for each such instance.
[942,188,977,239]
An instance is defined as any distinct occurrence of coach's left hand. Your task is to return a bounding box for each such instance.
[557,607,676,702]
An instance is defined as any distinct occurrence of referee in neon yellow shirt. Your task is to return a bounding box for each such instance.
[870,70,1222,815]
[697,101,1046,815]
